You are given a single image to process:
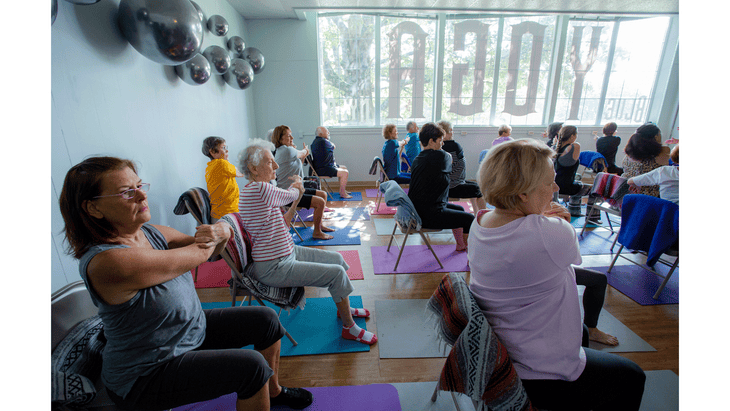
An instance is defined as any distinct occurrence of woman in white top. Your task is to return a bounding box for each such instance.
[468,139,645,410]
[237,139,377,346]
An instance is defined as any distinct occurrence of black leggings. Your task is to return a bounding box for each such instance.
[108,306,285,411]
[419,203,475,233]
[574,267,608,328]
[522,347,646,410]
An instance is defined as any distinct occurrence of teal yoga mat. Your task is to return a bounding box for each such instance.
[291,224,362,246]
[201,296,370,356]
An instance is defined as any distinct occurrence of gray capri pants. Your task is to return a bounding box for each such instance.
[252,246,353,303]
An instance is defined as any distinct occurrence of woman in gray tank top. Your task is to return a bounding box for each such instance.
[59,156,313,410]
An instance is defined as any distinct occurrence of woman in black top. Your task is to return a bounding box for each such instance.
[595,122,623,174]
[554,125,596,217]
[408,123,475,251]
[545,121,563,149]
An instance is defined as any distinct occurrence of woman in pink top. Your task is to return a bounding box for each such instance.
[236,139,376,346]
[468,139,645,410]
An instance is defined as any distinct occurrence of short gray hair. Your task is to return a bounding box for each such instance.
[315,126,325,137]
[406,121,416,131]
[238,138,275,179]
[437,120,452,134]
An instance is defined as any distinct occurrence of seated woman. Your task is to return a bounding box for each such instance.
[408,123,475,251]
[595,121,623,175]
[629,144,679,205]
[202,136,244,222]
[381,123,411,184]
[492,124,514,146]
[469,140,645,410]
[544,121,563,149]
[272,125,335,240]
[621,122,671,198]
[58,156,312,411]
[553,125,596,217]
[238,139,377,345]
[438,120,487,214]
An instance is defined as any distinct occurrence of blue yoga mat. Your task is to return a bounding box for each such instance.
[201,296,370,356]
[291,225,362,246]
[328,192,363,201]
[578,229,619,255]
[297,206,370,222]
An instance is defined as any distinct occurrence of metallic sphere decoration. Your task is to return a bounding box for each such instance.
[174,53,212,86]
[223,58,254,90]
[227,36,246,57]
[52,0,58,25]
[118,0,204,65]
[189,1,205,25]
[203,45,232,75]
[242,47,265,74]
[207,15,229,37]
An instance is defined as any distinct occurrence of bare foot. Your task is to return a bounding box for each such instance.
[455,244,467,252]
[313,232,334,240]
[588,327,619,346]
[321,225,335,232]
[339,193,352,199]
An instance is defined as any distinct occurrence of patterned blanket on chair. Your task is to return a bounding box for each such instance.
[220,213,305,310]
[427,273,535,411]
[173,187,213,225]
[591,172,631,209]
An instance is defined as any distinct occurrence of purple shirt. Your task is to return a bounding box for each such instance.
[468,210,586,381]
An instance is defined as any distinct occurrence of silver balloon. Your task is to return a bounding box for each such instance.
[227,36,246,57]
[242,47,265,74]
[52,0,58,25]
[223,58,254,90]
[203,45,231,75]
[207,15,228,37]
[189,1,205,25]
[64,0,100,3]
[118,0,204,65]
[174,53,211,85]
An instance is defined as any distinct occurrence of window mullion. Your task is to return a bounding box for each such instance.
[434,14,446,122]
[375,16,381,125]
[595,20,621,126]
[489,17,504,126]
[544,15,569,125]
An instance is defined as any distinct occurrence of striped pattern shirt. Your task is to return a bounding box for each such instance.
[239,182,299,261]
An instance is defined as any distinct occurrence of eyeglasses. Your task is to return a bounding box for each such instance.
[93,183,150,200]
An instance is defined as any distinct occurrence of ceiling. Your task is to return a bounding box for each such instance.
[226,0,679,20]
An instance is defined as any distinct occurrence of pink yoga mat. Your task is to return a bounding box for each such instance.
[369,200,473,216]
[338,250,364,280]
[193,259,230,288]
[172,384,402,411]
[371,244,470,274]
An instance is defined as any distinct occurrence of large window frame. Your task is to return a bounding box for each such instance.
[316,12,677,128]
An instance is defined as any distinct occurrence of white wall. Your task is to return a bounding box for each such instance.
[51,0,256,291]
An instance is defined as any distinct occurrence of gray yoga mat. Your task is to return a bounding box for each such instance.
[389,370,678,411]
[377,294,653,359]
[372,217,449,237]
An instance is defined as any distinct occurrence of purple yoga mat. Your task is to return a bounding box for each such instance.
[588,264,678,305]
[371,244,470,274]
[172,384,402,411]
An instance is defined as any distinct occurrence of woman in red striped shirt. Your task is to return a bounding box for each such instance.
[237,139,377,345]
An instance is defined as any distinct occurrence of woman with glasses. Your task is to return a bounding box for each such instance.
[59,156,312,411]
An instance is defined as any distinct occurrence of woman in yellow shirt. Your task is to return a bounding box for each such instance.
[203,137,244,221]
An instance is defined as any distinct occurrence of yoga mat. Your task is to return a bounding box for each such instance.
[570,210,620,229]
[588,264,679,305]
[578,229,619,255]
[338,250,364,280]
[172,384,402,411]
[639,370,679,411]
[372,217,446,236]
[391,382,475,411]
[371,244,470,274]
[201,296,370,356]
[375,299,447,359]
[577,288,655,352]
[193,258,230,289]
[327,192,363,201]
[366,188,409,197]
[369,202,397,215]
[297,206,370,222]
[291,225,362,246]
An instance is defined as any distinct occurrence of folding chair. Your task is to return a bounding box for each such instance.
[606,194,679,300]
[219,212,304,345]
[577,151,607,181]
[368,156,392,211]
[173,187,214,282]
[380,181,443,271]
[398,145,413,173]
[427,273,537,411]
[579,172,630,237]
[281,205,306,242]
[304,153,336,197]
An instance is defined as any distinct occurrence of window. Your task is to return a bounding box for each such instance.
[317,13,674,127]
